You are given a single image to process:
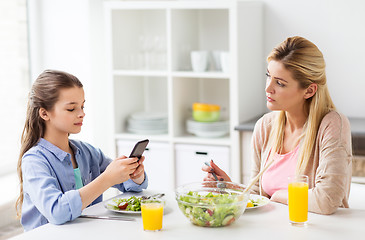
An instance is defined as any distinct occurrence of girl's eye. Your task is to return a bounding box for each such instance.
[265,72,270,78]
[67,109,75,112]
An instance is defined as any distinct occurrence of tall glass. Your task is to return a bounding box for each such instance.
[288,175,308,226]
[141,198,164,231]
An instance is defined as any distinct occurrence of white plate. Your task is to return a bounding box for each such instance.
[246,194,270,209]
[127,127,168,135]
[130,112,168,121]
[187,119,229,128]
[104,198,141,214]
[189,130,229,138]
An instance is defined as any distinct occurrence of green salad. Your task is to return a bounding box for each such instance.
[108,196,141,211]
[177,191,245,227]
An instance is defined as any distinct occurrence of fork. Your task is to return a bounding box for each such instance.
[204,161,226,189]
[141,193,165,200]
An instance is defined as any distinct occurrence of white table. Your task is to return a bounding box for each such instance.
[10,188,365,240]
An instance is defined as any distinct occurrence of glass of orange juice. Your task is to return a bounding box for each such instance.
[141,198,164,231]
[288,175,308,226]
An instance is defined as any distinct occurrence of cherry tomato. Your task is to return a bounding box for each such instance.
[118,202,128,210]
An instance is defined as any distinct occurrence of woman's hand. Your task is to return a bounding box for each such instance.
[102,155,139,186]
[270,189,288,205]
[130,156,146,185]
[201,160,231,182]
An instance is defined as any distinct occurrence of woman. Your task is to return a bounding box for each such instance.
[203,36,352,215]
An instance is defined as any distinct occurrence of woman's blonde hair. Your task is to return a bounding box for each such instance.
[267,36,336,174]
[16,70,83,218]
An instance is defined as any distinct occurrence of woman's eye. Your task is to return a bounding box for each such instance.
[67,109,75,112]
[265,72,270,78]
[276,80,285,87]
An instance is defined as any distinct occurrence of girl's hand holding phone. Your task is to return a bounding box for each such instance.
[103,155,139,186]
[130,156,145,185]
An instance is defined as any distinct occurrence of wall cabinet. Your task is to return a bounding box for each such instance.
[117,140,173,190]
[104,0,264,190]
[175,144,230,186]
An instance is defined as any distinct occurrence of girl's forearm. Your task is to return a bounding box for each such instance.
[78,173,111,210]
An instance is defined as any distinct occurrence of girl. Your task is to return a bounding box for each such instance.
[202,36,352,215]
[16,70,148,231]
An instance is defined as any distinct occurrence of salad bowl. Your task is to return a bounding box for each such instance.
[175,181,249,227]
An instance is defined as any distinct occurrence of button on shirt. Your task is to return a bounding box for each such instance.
[21,138,148,231]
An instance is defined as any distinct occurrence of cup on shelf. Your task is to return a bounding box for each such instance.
[220,51,230,73]
[191,51,209,72]
[212,51,223,71]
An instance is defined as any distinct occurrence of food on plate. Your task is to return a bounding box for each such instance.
[107,196,141,212]
[246,195,270,208]
[177,191,246,227]
[246,201,254,208]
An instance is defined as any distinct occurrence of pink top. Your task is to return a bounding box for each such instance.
[261,145,299,197]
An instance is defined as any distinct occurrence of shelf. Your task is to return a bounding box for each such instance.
[112,76,168,133]
[105,1,232,10]
[114,133,231,146]
[115,133,170,142]
[171,9,229,72]
[171,71,229,79]
[104,1,264,185]
[113,70,228,78]
[113,70,168,77]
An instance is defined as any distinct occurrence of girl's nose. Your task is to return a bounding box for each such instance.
[79,109,85,118]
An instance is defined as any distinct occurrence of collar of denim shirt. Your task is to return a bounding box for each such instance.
[38,138,81,162]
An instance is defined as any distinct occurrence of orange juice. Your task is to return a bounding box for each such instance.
[288,181,308,224]
[141,202,164,231]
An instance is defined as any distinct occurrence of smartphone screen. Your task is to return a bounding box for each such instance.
[129,139,149,161]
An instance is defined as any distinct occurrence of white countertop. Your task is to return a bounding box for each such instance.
[9,185,365,240]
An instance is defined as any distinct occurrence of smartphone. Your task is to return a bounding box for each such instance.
[129,139,149,161]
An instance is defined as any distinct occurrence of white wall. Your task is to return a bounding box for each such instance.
[28,0,112,156]
[261,0,365,118]
[28,0,365,156]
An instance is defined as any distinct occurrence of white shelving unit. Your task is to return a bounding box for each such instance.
[104,0,264,190]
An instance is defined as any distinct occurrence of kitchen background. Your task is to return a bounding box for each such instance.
[1,0,365,239]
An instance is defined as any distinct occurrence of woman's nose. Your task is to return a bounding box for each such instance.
[265,79,274,94]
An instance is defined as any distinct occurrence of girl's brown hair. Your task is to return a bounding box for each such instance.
[266,36,336,175]
[16,70,83,218]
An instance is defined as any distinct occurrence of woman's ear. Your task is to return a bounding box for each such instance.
[39,108,50,121]
[304,83,318,99]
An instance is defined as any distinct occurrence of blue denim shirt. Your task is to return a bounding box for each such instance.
[21,138,148,231]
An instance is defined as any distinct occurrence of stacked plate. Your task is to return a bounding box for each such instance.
[186,119,229,138]
[127,112,168,134]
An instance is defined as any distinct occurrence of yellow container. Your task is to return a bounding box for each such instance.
[192,103,220,122]
[141,199,164,231]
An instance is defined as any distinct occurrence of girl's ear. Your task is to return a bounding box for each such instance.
[304,83,318,99]
[39,108,50,121]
